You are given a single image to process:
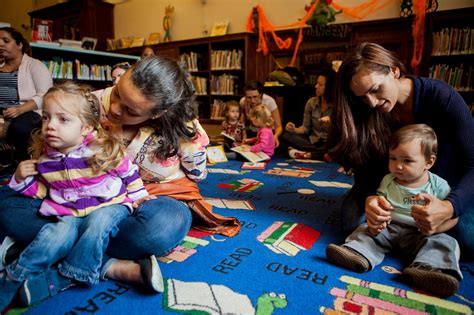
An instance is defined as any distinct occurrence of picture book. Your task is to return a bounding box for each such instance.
[231,145,270,163]
[207,145,227,164]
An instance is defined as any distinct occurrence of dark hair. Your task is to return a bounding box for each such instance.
[389,124,437,161]
[328,42,405,167]
[0,27,31,55]
[111,61,131,73]
[129,55,197,160]
[243,80,264,94]
[317,68,336,102]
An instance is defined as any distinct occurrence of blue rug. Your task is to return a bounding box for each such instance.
[3,156,474,314]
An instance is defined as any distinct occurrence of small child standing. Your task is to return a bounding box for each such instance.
[243,104,275,158]
[221,100,246,150]
[326,124,462,297]
[0,83,160,311]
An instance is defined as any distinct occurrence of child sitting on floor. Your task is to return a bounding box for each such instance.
[326,124,462,298]
[221,100,246,151]
[0,83,159,311]
[242,104,275,159]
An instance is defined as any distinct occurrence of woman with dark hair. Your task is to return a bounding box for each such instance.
[281,69,335,160]
[240,80,283,147]
[110,61,130,85]
[0,55,240,307]
[0,27,53,163]
[328,42,474,253]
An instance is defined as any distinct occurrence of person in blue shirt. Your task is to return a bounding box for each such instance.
[327,124,462,297]
[327,42,474,256]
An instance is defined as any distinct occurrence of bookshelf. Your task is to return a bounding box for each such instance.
[423,7,474,108]
[113,33,268,123]
[31,42,139,90]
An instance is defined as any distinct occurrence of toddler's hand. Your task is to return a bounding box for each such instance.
[285,122,295,132]
[15,159,39,183]
[132,195,157,208]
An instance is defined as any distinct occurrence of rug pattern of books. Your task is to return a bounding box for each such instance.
[5,157,473,314]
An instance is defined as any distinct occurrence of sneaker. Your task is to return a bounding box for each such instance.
[19,267,75,306]
[326,244,370,273]
[403,263,460,297]
[288,147,309,159]
[139,255,163,293]
[0,237,15,271]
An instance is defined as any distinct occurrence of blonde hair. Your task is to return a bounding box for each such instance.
[389,124,437,161]
[30,82,125,173]
[248,104,274,128]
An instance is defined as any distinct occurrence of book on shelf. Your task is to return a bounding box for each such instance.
[147,32,161,45]
[31,19,53,42]
[210,21,229,37]
[130,37,145,47]
[58,39,82,48]
[231,145,270,163]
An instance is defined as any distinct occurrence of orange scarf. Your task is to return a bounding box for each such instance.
[145,177,240,237]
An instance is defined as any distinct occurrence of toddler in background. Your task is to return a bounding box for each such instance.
[243,104,275,159]
[326,124,462,297]
[221,100,246,151]
[0,83,159,311]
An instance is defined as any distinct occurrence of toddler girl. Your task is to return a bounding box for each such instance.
[243,104,275,158]
[0,82,158,310]
[221,100,246,150]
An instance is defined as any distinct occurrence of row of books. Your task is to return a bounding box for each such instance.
[210,99,228,120]
[429,64,473,91]
[190,76,207,95]
[210,74,239,95]
[180,52,203,72]
[431,27,473,56]
[210,49,243,70]
[42,59,112,81]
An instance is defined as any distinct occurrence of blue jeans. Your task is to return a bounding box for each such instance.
[0,186,193,261]
[341,186,474,254]
[7,204,129,285]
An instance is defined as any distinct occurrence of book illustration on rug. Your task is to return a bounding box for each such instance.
[158,229,212,264]
[164,278,288,314]
[321,276,472,314]
[231,145,270,163]
[309,180,353,189]
[207,168,242,174]
[258,222,320,256]
[241,162,267,170]
[217,178,263,192]
[265,167,315,178]
[204,197,256,210]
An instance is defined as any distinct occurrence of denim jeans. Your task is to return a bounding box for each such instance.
[340,186,474,254]
[0,186,193,261]
[6,204,129,285]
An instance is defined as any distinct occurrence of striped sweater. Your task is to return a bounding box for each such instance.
[9,133,148,217]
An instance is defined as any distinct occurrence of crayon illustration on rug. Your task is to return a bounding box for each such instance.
[1,156,473,314]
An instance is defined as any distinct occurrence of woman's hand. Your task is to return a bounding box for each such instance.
[365,195,393,235]
[4,106,23,119]
[285,122,296,132]
[14,159,39,182]
[132,195,157,208]
[411,193,457,235]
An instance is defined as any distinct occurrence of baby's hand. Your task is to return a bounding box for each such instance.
[285,122,295,132]
[15,159,39,183]
[132,195,157,208]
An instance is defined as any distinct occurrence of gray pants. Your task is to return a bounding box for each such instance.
[344,222,462,279]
